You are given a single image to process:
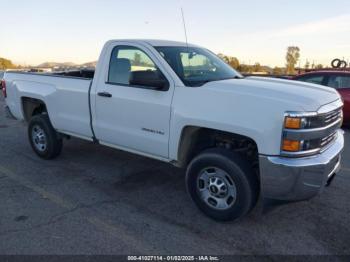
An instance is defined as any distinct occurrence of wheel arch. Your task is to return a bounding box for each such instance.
[176,125,260,173]
[21,97,48,122]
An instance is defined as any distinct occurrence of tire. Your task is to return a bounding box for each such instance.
[28,114,63,160]
[186,148,259,221]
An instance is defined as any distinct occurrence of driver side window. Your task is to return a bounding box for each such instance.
[108,45,168,90]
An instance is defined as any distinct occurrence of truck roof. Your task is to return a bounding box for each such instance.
[107,39,199,47]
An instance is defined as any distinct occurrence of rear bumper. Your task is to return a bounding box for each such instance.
[259,130,344,201]
[4,105,16,120]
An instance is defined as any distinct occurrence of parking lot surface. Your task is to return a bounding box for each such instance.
[0,96,349,255]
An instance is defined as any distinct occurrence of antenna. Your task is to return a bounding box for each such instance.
[180,7,191,67]
[180,7,189,47]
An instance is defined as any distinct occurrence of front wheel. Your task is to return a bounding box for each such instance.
[28,114,63,160]
[186,148,259,221]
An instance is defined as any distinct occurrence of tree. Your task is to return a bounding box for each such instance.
[315,64,324,69]
[217,53,240,69]
[252,63,262,72]
[227,57,240,69]
[133,53,142,66]
[304,60,310,70]
[285,46,300,75]
[273,67,284,75]
[217,53,228,62]
[0,57,17,70]
[237,64,252,73]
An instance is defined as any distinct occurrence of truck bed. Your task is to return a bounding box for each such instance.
[53,69,95,79]
[4,71,94,139]
[7,69,95,80]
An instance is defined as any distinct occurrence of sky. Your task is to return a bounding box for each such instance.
[1,0,349,67]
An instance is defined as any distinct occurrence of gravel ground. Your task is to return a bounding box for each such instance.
[0,96,349,255]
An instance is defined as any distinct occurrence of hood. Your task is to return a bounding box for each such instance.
[203,76,340,111]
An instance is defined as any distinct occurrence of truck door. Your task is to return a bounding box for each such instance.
[92,43,174,159]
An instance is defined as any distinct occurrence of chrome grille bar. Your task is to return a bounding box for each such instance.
[324,109,342,124]
[320,131,337,148]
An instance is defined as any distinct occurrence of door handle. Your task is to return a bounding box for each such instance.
[97,92,112,98]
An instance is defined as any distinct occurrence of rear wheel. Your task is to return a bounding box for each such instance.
[28,114,63,159]
[186,148,259,221]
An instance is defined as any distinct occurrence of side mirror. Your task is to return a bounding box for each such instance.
[129,71,168,90]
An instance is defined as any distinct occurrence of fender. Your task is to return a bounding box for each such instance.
[7,79,56,121]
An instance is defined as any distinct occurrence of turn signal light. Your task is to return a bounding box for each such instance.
[282,139,300,152]
[284,117,301,129]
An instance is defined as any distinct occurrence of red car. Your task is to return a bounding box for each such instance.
[293,71,350,126]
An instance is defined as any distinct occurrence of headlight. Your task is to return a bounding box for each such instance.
[283,111,319,129]
[284,117,302,129]
[282,112,326,156]
[282,138,318,153]
[282,102,343,157]
[282,108,342,157]
[282,139,301,152]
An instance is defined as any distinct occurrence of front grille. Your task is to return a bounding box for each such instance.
[323,108,342,125]
[305,107,342,129]
[302,130,338,152]
[317,108,342,151]
[316,107,342,151]
[320,131,338,149]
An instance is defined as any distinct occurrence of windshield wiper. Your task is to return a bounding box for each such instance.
[204,76,242,83]
[191,76,243,87]
[221,76,244,80]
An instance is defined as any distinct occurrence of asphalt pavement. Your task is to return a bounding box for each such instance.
[0,96,349,255]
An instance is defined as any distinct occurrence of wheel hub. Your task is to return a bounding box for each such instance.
[208,177,227,198]
[31,125,47,152]
[197,167,237,210]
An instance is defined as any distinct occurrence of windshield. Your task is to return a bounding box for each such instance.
[155,46,243,87]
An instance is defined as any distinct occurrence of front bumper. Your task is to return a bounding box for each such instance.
[259,130,344,201]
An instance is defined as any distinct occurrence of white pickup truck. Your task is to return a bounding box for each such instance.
[1,40,344,221]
